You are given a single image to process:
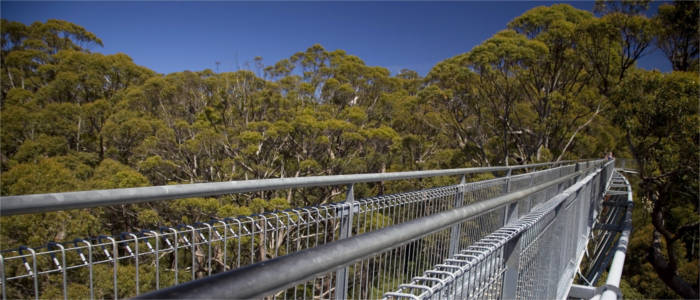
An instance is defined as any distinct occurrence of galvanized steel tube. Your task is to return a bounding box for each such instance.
[0,161,582,216]
[599,174,633,300]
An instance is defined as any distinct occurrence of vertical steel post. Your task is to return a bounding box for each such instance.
[1,254,5,300]
[502,168,515,225]
[558,165,565,193]
[527,172,535,213]
[501,228,522,299]
[497,165,523,298]
[335,184,354,300]
[500,167,521,298]
[598,162,609,219]
[448,175,467,257]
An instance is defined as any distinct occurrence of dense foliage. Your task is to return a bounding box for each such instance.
[0,1,697,298]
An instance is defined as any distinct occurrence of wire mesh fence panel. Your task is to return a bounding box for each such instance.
[614,158,637,171]
[575,171,632,286]
[272,208,507,300]
[385,164,613,300]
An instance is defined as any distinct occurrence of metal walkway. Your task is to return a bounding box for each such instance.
[0,159,632,299]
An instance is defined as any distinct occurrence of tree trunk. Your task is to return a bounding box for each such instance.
[76,116,82,151]
[649,231,699,299]
[99,134,104,160]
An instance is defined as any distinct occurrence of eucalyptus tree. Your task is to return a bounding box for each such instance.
[654,0,699,71]
[508,5,599,160]
[610,69,699,299]
[580,0,655,95]
[467,29,548,165]
[0,19,103,97]
[423,55,494,166]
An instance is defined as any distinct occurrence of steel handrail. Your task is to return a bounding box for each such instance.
[0,160,584,216]
[595,172,633,300]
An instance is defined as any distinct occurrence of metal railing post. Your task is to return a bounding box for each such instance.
[599,162,608,197]
[448,175,467,257]
[335,184,354,300]
[502,168,515,225]
[526,172,535,213]
[558,164,565,193]
[500,167,521,299]
[501,230,523,299]
[598,161,611,219]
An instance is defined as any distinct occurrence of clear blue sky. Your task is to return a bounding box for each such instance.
[2,1,671,76]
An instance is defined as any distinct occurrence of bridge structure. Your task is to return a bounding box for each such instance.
[0,159,633,299]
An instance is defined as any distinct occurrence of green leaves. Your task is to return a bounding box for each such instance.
[363,125,399,142]
[610,69,699,298]
[90,158,149,189]
[509,3,594,52]
[1,157,79,195]
[469,29,548,73]
[12,134,68,163]
[102,110,153,163]
[655,1,699,71]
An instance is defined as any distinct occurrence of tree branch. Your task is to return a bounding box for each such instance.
[556,103,601,161]
[648,230,699,299]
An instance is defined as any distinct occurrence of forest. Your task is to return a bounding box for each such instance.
[0,1,698,298]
